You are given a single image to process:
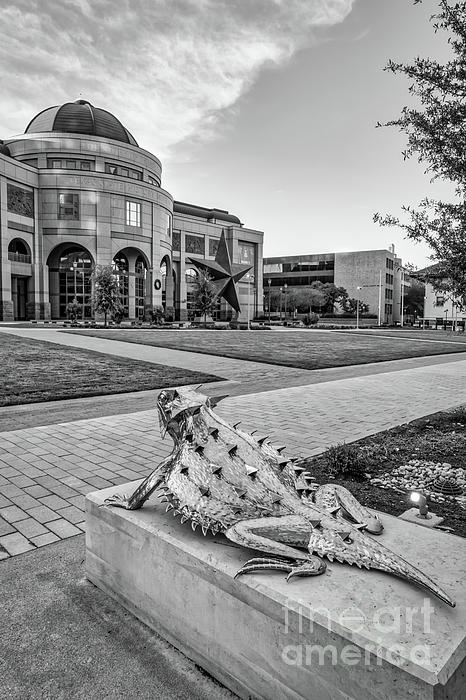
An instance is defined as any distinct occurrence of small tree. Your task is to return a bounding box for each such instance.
[320,283,349,313]
[92,265,123,327]
[192,272,218,326]
[295,285,327,314]
[66,298,82,322]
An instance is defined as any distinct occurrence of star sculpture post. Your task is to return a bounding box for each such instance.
[187,229,252,314]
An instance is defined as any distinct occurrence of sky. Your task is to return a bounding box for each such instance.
[0,0,454,267]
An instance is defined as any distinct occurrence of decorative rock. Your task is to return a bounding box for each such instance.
[372,460,466,505]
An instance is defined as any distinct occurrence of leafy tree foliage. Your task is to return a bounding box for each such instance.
[265,283,349,314]
[343,298,370,315]
[191,271,218,325]
[92,265,123,327]
[404,278,426,317]
[375,1,466,308]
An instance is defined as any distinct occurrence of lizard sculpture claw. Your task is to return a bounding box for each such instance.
[104,387,455,608]
[235,557,326,580]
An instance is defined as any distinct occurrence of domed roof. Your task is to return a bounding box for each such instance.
[0,140,11,157]
[25,100,138,146]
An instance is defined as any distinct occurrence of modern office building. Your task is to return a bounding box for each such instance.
[263,247,407,324]
[0,100,263,322]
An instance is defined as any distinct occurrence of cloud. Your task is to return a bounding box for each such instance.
[0,0,354,157]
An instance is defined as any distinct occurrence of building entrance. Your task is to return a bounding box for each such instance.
[12,277,28,320]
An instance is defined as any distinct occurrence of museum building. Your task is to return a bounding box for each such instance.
[0,100,263,322]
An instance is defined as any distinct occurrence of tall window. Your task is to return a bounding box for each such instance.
[58,247,92,318]
[58,193,79,220]
[126,200,141,227]
[185,268,198,321]
[112,253,129,317]
[238,241,255,268]
[135,255,147,318]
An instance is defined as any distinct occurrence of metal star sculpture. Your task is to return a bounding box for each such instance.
[187,230,252,313]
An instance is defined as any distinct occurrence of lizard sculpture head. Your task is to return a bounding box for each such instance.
[157,387,228,441]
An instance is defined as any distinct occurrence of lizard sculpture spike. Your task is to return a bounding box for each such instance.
[104,387,455,608]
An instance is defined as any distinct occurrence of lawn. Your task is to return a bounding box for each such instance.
[300,406,466,537]
[0,334,220,407]
[64,328,466,370]
[352,328,466,343]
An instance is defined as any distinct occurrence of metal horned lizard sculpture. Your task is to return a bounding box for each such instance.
[105,387,455,607]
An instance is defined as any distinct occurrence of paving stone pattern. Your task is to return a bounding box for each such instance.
[1,356,465,560]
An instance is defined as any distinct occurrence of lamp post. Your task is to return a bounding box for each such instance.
[81,269,85,319]
[395,264,405,327]
[246,272,254,331]
[71,260,78,302]
[267,278,272,324]
[356,286,361,330]
[284,282,288,323]
[378,269,382,326]
[279,287,283,322]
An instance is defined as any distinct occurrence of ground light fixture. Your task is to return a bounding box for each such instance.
[410,491,430,519]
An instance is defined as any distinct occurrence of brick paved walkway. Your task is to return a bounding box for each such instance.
[1,348,465,560]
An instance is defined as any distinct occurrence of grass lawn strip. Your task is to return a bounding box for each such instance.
[300,406,466,537]
[0,334,221,407]
[349,329,466,344]
[64,328,466,371]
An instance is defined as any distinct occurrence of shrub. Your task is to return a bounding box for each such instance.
[323,442,368,480]
[303,312,319,326]
[164,306,175,322]
[150,305,165,325]
[66,298,82,322]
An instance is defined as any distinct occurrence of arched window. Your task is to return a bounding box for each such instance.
[8,238,31,263]
[112,252,129,273]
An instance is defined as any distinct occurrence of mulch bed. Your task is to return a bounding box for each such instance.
[299,405,466,537]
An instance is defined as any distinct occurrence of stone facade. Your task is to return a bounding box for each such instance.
[0,103,263,322]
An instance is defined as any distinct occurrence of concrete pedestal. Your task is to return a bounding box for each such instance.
[86,482,466,700]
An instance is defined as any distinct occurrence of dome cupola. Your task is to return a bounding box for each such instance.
[25,100,138,146]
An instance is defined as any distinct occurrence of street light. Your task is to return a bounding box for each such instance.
[279,287,283,322]
[70,259,78,304]
[267,278,272,324]
[246,272,254,331]
[356,286,362,330]
[284,282,288,322]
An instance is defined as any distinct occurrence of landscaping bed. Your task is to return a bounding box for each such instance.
[299,405,466,537]
[0,334,221,406]
[64,329,466,371]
